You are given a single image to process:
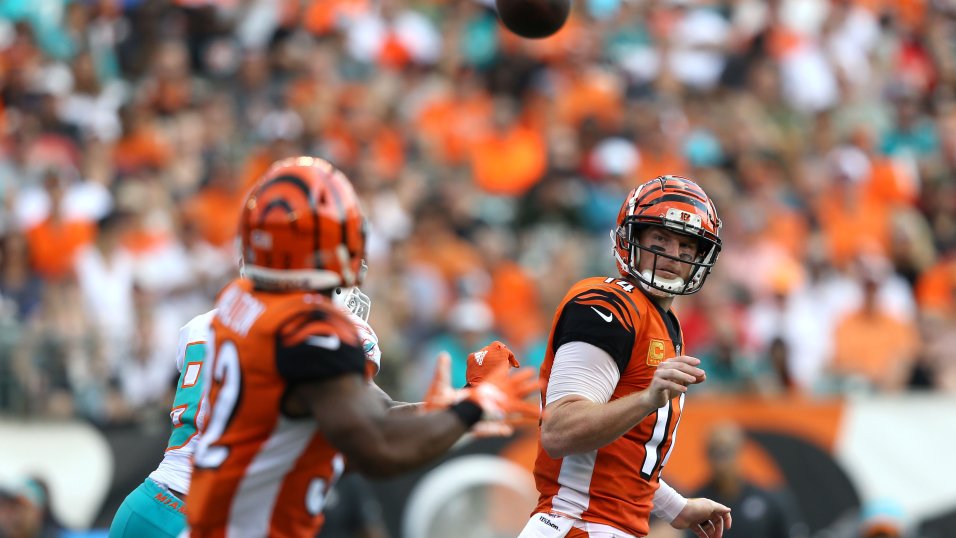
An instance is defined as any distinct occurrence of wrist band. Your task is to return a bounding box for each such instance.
[449,400,483,427]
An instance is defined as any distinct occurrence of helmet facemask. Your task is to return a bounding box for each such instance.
[332,260,372,321]
[612,216,721,297]
[332,286,372,321]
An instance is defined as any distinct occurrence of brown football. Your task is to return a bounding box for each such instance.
[495,0,571,39]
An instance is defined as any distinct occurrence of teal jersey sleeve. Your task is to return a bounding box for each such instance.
[163,310,216,453]
[166,341,208,451]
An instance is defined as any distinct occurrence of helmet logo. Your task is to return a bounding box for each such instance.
[251,230,273,249]
[665,208,702,229]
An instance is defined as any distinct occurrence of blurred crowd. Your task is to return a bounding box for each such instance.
[0,477,63,538]
[1,0,955,430]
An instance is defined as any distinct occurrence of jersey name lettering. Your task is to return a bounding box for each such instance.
[218,286,265,337]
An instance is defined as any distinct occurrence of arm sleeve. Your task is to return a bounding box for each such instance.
[546,342,621,405]
[553,289,636,373]
[275,310,366,383]
[651,479,687,523]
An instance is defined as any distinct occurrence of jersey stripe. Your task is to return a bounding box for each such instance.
[605,286,641,323]
[634,184,664,207]
[551,450,598,518]
[573,290,636,331]
[281,319,339,347]
[227,418,318,537]
[654,193,708,212]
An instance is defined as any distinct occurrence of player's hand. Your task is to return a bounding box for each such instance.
[423,352,457,410]
[424,351,540,431]
[670,498,732,538]
[466,343,527,437]
[643,356,706,408]
[460,364,541,423]
[466,340,520,386]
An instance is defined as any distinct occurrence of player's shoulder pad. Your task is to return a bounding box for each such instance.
[553,277,643,372]
[273,296,365,384]
[563,277,645,330]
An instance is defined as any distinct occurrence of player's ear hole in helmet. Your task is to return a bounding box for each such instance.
[611,175,722,297]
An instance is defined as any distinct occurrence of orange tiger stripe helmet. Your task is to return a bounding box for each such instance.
[611,175,721,296]
[239,157,367,291]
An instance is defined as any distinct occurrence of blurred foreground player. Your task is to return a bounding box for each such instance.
[109,179,523,538]
[185,157,539,537]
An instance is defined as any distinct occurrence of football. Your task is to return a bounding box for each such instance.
[495,0,571,39]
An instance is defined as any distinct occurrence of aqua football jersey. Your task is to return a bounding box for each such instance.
[148,310,215,494]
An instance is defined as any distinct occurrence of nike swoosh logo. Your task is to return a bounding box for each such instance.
[306,334,341,350]
[590,306,613,323]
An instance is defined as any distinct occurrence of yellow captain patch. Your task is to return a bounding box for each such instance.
[647,339,665,366]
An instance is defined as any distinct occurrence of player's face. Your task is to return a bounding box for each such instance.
[636,226,700,282]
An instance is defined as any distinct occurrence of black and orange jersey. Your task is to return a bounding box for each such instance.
[533,276,685,537]
[187,278,366,538]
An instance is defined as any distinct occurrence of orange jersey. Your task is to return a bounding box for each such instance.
[533,277,686,537]
[187,279,366,538]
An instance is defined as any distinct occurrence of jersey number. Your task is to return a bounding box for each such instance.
[603,277,635,293]
[194,340,242,469]
[639,393,684,480]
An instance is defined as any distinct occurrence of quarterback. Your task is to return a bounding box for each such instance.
[519,176,733,538]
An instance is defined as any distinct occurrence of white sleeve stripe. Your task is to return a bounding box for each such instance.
[546,342,621,405]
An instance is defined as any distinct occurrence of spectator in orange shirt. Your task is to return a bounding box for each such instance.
[915,248,956,316]
[237,109,304,190]
[182,156,247,249]
[470,96,547,197]
[475,226,545,353]
[633,107,689,181]
[415,69,494,166]
[112,104,172,177]
[816,147,891,269]
[830,259,919,392]
[24,170,95,282]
